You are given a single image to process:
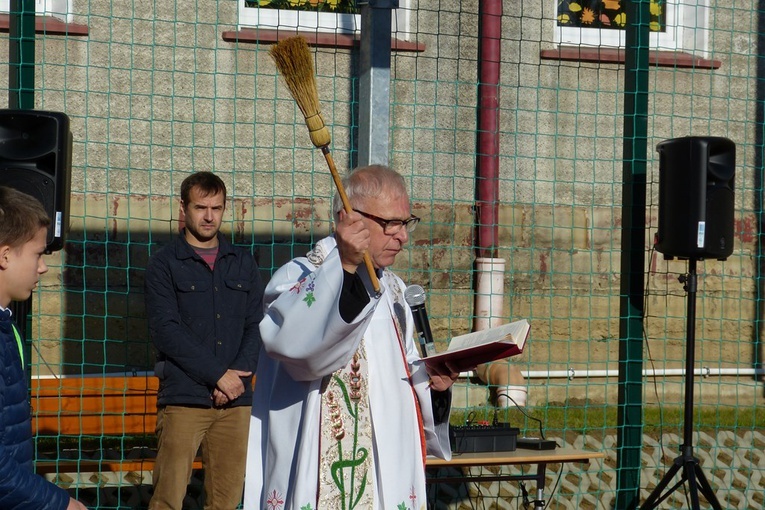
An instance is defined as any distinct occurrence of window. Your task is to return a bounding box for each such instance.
[238,0,412,40]
[555,0,710,55]
[0,0,72,22]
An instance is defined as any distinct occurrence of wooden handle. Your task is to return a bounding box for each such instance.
[321,147,381,295]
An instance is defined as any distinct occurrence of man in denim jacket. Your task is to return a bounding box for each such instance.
[145,172,264,510]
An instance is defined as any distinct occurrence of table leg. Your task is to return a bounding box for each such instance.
[534,462,548,510]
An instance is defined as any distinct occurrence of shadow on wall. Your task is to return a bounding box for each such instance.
[58,228,315,375]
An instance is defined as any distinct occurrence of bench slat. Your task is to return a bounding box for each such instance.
[36,458,204,475]
[32,376,158,436]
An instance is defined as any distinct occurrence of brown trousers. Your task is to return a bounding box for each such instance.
[148,405,251,510]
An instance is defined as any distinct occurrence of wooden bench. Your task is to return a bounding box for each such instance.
[32,375,159,436]
[31,375,203,475]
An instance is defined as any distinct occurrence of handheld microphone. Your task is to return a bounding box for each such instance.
[404,284,437,358]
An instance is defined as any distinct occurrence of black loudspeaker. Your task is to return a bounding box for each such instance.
[0,109,72,252]
[655,136,735,261]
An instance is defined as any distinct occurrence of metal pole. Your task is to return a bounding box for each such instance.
[681,262,698,454]
[357,0,397,167]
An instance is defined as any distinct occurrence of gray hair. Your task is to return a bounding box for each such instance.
[332,165,408,218]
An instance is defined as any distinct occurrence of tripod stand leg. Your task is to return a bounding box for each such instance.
[641,459,682,509]
[643,453,724,510]
[685,460,702,509]
[640,455,722,510]
[693,462,723,510]
[682,455,724,510]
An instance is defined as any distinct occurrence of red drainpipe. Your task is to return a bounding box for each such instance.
[476,0,502,259]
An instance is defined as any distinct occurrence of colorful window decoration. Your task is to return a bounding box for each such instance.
[557,0,665,32]
[244,0,358,14]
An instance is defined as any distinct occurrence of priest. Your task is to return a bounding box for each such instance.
[245,164,457,510]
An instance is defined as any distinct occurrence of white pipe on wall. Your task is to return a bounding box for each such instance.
[473,257,506,331]
[519,367,765,380]
[473,257,529,406]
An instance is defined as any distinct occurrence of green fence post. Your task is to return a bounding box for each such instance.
[8,0,35,109]
[7,0,36,358]
[616,0,651,508]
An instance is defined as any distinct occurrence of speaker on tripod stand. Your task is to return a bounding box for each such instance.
[644,136,735,510]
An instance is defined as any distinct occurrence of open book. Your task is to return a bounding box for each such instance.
[422,319,530,373]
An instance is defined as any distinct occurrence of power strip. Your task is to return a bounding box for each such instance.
[516,437,557,450]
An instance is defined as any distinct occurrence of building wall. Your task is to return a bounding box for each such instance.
[0,0,761,407]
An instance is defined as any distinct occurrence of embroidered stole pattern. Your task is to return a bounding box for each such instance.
[318,340,374,510]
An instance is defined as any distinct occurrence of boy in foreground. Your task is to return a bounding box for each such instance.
[0,186,88,510]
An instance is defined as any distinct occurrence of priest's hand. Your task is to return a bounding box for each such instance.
[335,209,370,273]
[425,362,460,391]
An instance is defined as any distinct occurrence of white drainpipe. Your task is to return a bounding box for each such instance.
[473,257,506,331]
[521,367,765,380]
[462,367,765,379]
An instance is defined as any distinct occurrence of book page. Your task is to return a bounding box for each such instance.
[447,319,529,353]
[423,319,530,372]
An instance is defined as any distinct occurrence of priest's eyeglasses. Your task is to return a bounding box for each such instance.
[353,209,421,234]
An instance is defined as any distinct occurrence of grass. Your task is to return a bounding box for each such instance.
[451,405,765,439]
[36,405,764,456]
